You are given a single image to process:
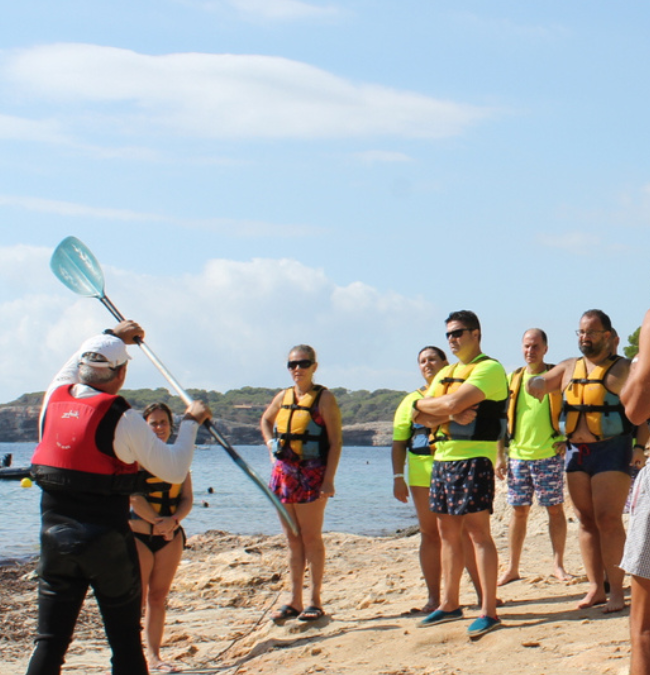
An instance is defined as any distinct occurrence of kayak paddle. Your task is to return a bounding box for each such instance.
[50,235,298,535]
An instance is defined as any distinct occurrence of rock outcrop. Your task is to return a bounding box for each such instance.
[0,406,41,443]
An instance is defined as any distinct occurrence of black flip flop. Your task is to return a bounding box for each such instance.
[271,604,300,622]
[298,606,325,621]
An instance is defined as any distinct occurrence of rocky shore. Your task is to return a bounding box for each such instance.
[2,486,634,675]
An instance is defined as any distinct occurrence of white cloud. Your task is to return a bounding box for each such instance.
[181,216,326,237]
[536,231,629,256]
[226,0,339,20]
[0,194,323,237]
[553,185,650,233]
[457,12,570,41]
[538,231,600,254]
[2,44,492,141]
[352,150,413,164]
[0,195,164,222]
[0,246,435,403]
[0,244,53,294]
[0,113,69,143]
[177,0,341,21]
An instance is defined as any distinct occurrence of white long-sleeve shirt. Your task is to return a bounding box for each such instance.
[40,338,199,484]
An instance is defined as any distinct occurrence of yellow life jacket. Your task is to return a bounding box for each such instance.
[273,385,329,462]
[430,355,507,443]
[507,365,562,441]
[143,474,183,516]
[560,355,632,440]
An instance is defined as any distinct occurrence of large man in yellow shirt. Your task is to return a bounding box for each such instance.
[413,310,508,638]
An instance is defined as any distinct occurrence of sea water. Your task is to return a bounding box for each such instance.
[0,442,417,561]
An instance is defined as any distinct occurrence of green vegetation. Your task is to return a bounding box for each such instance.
[4,386,408,424]
[625,326,641,359]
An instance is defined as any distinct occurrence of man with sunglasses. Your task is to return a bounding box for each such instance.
[412,310,508,637]
[527,309,647,614]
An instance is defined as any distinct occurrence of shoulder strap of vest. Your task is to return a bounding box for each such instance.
[507,367,525,440]
[511,363,554,402]
[569,357,589,384]
[280,385,324,411]
[96,395,131,457]
[571,355,618,385]
[438,362,460,385]
[509,367,525,396]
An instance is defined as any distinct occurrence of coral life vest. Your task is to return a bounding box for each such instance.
[408,388,433,456]
[560,355,633,440]
[31,384,140,495]
[273,385,329,462]
[507,365,562,441]
[430,356,507,443]
[142,474,183,516]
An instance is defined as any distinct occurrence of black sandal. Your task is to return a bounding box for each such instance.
[298,606,325,621]
[271,604,300,622]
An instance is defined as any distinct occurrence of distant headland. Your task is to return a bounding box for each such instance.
[0,386,403,447]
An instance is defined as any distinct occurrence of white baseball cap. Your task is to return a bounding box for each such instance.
[78,333,131,369]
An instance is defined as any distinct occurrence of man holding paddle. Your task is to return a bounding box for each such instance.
[26,321,211,675]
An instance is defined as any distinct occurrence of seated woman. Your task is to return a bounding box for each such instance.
[130,403,193,673]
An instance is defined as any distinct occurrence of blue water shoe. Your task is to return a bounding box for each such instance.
[467,615,501,637]
[418,607,463,628]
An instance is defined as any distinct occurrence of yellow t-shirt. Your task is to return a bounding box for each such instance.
[426,354,508,463]
[508,369,559,461]
[392,388,434,487]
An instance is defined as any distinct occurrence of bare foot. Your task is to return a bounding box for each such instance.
[553,567,575,582]
[149,660,182,673]
[497,570,521,587]
[603,590,626,614]
[420,600,439,614]
[577,587,607,609]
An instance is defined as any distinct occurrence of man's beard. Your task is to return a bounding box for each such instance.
[579,342,598,357]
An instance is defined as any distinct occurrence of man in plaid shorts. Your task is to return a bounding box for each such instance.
[498,328,571,586]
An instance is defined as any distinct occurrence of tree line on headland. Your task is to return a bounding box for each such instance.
[0,387,407,445]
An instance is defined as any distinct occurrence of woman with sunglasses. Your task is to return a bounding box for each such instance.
[261,345,342,623]
[129,403,193,673]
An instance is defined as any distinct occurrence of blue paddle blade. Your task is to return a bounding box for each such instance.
[50,236,106,298]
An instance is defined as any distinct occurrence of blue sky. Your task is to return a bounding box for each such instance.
[1,1,649,404]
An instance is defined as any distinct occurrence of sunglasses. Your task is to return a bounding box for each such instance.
[287,359,314,370]
[445,328,472,340]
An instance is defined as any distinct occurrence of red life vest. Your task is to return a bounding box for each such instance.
[31,385,139,494]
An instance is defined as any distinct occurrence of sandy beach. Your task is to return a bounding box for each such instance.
[1,483,633,675]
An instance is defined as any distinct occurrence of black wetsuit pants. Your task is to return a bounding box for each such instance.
[25,513,148,675]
